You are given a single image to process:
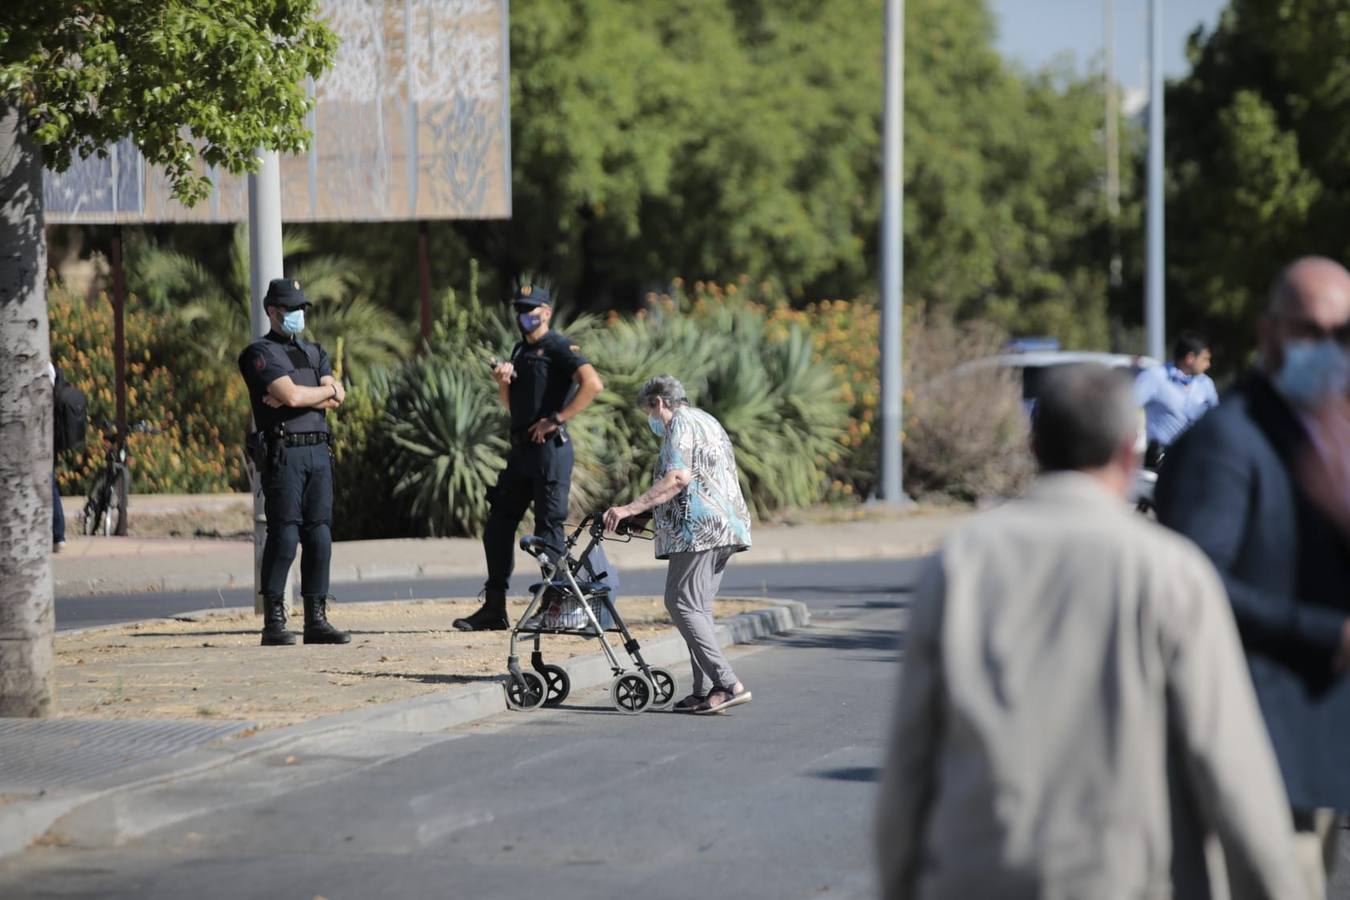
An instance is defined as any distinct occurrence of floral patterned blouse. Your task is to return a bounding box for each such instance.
[652,406,753,559]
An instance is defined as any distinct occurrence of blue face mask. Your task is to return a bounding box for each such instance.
[648,415,665,437]
[281,308,305,335]
[517,311,542,333]
[1274,339,1349,409]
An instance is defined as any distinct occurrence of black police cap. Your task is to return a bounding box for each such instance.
[263,278,310,309]
[512,284,551,309]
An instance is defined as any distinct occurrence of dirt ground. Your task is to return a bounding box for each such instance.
[53,597,767,729]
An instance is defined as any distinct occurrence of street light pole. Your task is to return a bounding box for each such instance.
[1146,0,1166,360]
[878,0,905,504]
[1105,0,1122,288]
[247,150,287,614]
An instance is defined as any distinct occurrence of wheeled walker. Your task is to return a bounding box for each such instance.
[503,513,676,714]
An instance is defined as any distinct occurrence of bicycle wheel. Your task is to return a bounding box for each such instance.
[111,467,129,536]
[80,499,100,536]
[81,478,106,535]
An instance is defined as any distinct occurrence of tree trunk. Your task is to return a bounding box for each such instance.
[0,104,53,717]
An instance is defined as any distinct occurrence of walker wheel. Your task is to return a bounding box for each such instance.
[610,673,653,715]
[647,667,676,710]
[505,671,547,711]
[539,664,571,705]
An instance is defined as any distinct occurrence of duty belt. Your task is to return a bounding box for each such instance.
[281,431,331,447]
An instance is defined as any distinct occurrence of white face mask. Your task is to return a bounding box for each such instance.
[280,308,305,335]
[1274,339,1349,409]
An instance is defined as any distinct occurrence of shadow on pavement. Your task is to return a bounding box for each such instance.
[130,629,257,638]
[813,766,880,783]
[320,670,502,687]
[767,628,902,653]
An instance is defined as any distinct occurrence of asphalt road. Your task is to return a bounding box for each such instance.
[7,558,922,899]
[55,558,917,630]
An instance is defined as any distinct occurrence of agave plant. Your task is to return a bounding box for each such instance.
[572,297,845,518]
[128,224,411,380]
[700,320,844,517]
[570,312,723,507]
[383,358,509,537]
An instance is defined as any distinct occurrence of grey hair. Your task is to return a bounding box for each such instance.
[636,374,689,409]
[1031,364,1138,472]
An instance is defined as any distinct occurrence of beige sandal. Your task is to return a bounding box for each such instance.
[693,683,752,715]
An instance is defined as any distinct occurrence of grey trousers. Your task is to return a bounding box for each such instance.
[663,547,737,695]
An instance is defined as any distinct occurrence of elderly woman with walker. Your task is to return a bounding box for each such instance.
[603,375,754,714]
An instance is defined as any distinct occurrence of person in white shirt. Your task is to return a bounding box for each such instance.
[1134,331,1219,462]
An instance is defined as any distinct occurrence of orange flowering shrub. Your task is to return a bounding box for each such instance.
[48,283,248,495]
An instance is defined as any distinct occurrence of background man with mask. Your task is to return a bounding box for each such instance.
[454,283,604,632]
[1157,256,1350,899]
[238,278,349,647]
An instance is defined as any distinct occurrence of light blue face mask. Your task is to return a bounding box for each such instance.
[281,308,306,336]
[1274,339,1349,409]
[648,415,665,437]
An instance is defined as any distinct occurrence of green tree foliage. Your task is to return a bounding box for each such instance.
[446,0,1119,348]
[457,0,883,304]
[1164,0,1348,363]
[3,0,335,204]
[903,0,1118,348]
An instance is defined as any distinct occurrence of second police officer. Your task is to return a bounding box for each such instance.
[453,283,604,631]
[238,278,351,647]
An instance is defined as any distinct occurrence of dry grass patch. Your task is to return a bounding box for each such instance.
[53,597,769,729]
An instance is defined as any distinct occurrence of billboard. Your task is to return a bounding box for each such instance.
[43,0,511,223]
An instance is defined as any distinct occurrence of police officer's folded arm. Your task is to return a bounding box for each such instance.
[317,373,345,404]
[266,374,338,409]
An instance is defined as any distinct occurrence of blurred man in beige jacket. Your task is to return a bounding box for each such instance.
[875,364,1305,900]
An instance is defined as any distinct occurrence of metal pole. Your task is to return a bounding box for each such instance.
[417,221,433,351]
[109,227,129,536]
[878,0,904,503]
[109,228,128,443]
[1105,0,1122,288]
[1146,0,1165,360]
[247,151,287,614]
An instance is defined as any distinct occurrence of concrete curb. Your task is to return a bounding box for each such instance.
[53,539,941,597]
[0,598,809,860]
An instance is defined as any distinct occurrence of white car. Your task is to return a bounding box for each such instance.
[950,351,1162,508]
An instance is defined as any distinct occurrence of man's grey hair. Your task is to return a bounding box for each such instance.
[1031,364,1138,472]
[636,374,690,409]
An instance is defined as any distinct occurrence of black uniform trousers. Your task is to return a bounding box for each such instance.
[483,437,573,594]
[260,442,333,598]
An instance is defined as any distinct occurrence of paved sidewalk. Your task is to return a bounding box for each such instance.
[5,503,962,863]
[0,596,810,862]
[53,506,967,596]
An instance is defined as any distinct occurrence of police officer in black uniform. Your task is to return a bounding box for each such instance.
[238,278,350,647]
[454,284,604,631]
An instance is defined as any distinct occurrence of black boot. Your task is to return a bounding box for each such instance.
[261,595,296,646]
[453,590,509,631]
[303,594,351,644]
